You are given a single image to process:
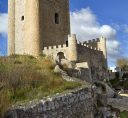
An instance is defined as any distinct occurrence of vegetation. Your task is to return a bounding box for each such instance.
[120,111,128,118]
[0,55,81,117]
[117,58,128,71]
[109,78,128,90]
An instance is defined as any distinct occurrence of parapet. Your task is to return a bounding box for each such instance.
[77,38,102,51]
[43,44,68,51]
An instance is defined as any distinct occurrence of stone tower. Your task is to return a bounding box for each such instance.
[98,37,108,68]
[68,34,78,61]
[8,0,70,56]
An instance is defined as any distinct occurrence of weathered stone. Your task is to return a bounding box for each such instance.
[5,87,94,118]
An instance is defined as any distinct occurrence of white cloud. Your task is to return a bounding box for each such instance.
[112,23,128,33]
[0,13,8,34]
[70,8,120,66]
[123,24,128,33]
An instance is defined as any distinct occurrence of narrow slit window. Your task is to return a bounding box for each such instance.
[55,13,59,24]
[21,16,24,21]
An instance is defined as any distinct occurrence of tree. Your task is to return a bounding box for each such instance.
[117,58,128,71]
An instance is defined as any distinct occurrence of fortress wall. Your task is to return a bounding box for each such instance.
[77,45,105,81]
[43,44,69,59]
[78,37,107,69]
[15,0,26,54]
[77,44,105,71]
[40,0,70,48]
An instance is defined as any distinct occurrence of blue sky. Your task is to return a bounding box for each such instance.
[0,0,128,67]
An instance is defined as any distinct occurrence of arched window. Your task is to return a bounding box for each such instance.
[55,13,59,24]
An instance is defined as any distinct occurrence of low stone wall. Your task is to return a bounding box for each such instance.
[108,98,128,111]
[5,87,94,118]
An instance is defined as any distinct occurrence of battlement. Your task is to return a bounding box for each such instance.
[43,44,68,51]
[77,42,100,51]
[83,38,100,44]
[43,34,106,61]
[76,36,106,52]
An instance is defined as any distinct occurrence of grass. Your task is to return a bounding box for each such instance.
[0,55,81,117]
[120,111,128,118]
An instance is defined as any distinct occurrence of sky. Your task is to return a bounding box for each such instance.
[0,0,128,67]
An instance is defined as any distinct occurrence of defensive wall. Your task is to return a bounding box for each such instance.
[43,34,107,69]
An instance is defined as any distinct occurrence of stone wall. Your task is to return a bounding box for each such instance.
[43,38,107,81]
[77,44,105,68]
[77,44,106,80]
[108,98,128,111]
[43,44,69,60]
[5,87,94,118]
[40,0,70,48]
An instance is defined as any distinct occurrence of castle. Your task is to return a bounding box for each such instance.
[8,0,107,80]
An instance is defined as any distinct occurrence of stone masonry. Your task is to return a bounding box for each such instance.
[4,87,94,118]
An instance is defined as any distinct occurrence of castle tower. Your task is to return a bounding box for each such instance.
[40,0,70,47]
[8,0,70,56]
[8,0,15,55]
[24,0,40,56]
[98,37,107,59]
[98,36,107,68]
[68,34,78,61]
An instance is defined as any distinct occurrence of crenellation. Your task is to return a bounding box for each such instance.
[58,45,62,48]
[88,40,91,43]
[49,46,52,50]
[84,44,86,46]
[84,41,88,44]
[92,39,95,42]
[81,43,84,46]
[44,47,48,50]
[62,44,67,48]
[53,46,57,49]
[96,38,100,42]
[43,44,68,52]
